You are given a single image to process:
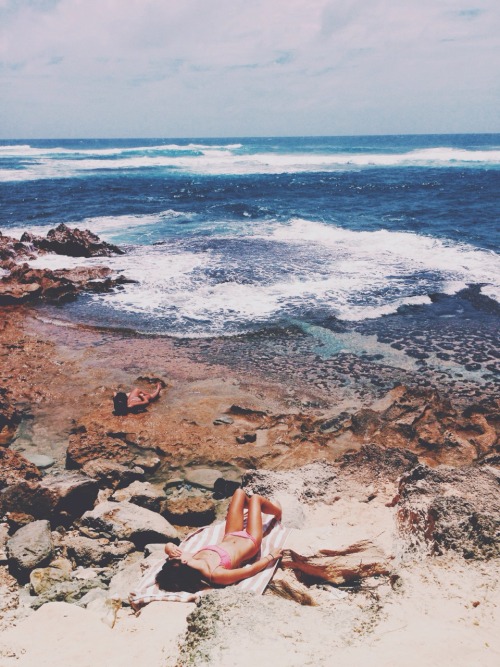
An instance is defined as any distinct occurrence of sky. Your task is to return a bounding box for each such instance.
[0,0,499,138]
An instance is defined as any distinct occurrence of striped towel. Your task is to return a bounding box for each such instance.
[129,513,290,610]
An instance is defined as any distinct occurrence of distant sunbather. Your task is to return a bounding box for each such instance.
[113,382,162,416]
[157,489,283,592]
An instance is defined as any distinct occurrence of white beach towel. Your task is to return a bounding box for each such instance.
[129,513,290,610]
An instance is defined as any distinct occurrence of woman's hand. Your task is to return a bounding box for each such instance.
[164,543,182,558]
[267,548,283,562]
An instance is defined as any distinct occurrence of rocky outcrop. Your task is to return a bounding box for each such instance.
[397,464,500,559]
[0,263,131,305]
[80,501,179,547]
[319,386,499,467]
[6,520,54,581]
[0,472,99,525]
[20,224,124,258]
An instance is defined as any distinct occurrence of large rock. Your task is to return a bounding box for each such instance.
[161,496,216,527]
[64,534,135,567]
[7,520,54,580]
[112,481,166,512]
[80,501,179,547]
[0,471,99,524]
[82,459,144,490]
[21,224,124,258]
[397,464,500,559]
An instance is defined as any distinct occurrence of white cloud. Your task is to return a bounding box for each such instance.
[0,0,498,136]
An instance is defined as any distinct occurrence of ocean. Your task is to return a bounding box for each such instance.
[1,135,499,406]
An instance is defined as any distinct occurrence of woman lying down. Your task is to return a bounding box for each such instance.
[157,489,283,593]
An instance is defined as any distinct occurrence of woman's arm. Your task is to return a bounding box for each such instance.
[211,549,282,585]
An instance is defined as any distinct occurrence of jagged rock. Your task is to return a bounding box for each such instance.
[0,471,99,524]
[80,501,179,547]
[397,464,500,559]
[0,521,9,564]
[66,423,135,469]
[82,459,144,489]
[20,224,124,258]
[111,481,166,512]
[345,386,499,466]
[64,534,135,567]
[161,496,216,527]
[281,539,391,585]
[7,520,54,580]
[0,447,42,488]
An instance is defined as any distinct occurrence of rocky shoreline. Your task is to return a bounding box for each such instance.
[0,227,499,666]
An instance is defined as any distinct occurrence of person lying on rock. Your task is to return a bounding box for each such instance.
[157,489,283,592]
[113,382,162,415]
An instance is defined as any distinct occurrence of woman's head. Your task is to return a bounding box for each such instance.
[113,392,128,416]
[156,559,205,593]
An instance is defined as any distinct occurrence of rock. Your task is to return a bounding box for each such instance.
[0,447,42,488]
[213,416,234,425]
[111,481,166,512]
[397,464,500,559]
[281,539,391,585]
[21,224,124,258]
[82,459,144,489]
[30,577,107,609]
[161,496,216,526]
[24,453,55,469]
[64,534,135,567]
[30,558,73,595]
[213,477,241,499]
[7,520,54,580]
[133,455,161,473]
[0,471,99,525]
[80,501,179,547]
[236,433,256,444]
[184,468,222,491]
[66,423,135,469]
[5,511,35,531]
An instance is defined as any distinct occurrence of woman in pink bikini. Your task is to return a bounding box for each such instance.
[158,489,283,592]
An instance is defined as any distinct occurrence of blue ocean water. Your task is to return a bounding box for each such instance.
[0,135,499,340]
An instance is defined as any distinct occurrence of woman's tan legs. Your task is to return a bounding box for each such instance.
[224,488,248,533]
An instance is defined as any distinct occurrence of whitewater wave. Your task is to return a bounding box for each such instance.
[1,145,499,182]
[26,218,500,336]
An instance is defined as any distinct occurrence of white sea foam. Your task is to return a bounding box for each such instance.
[1,145,499,182]
[26,219,500,335]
